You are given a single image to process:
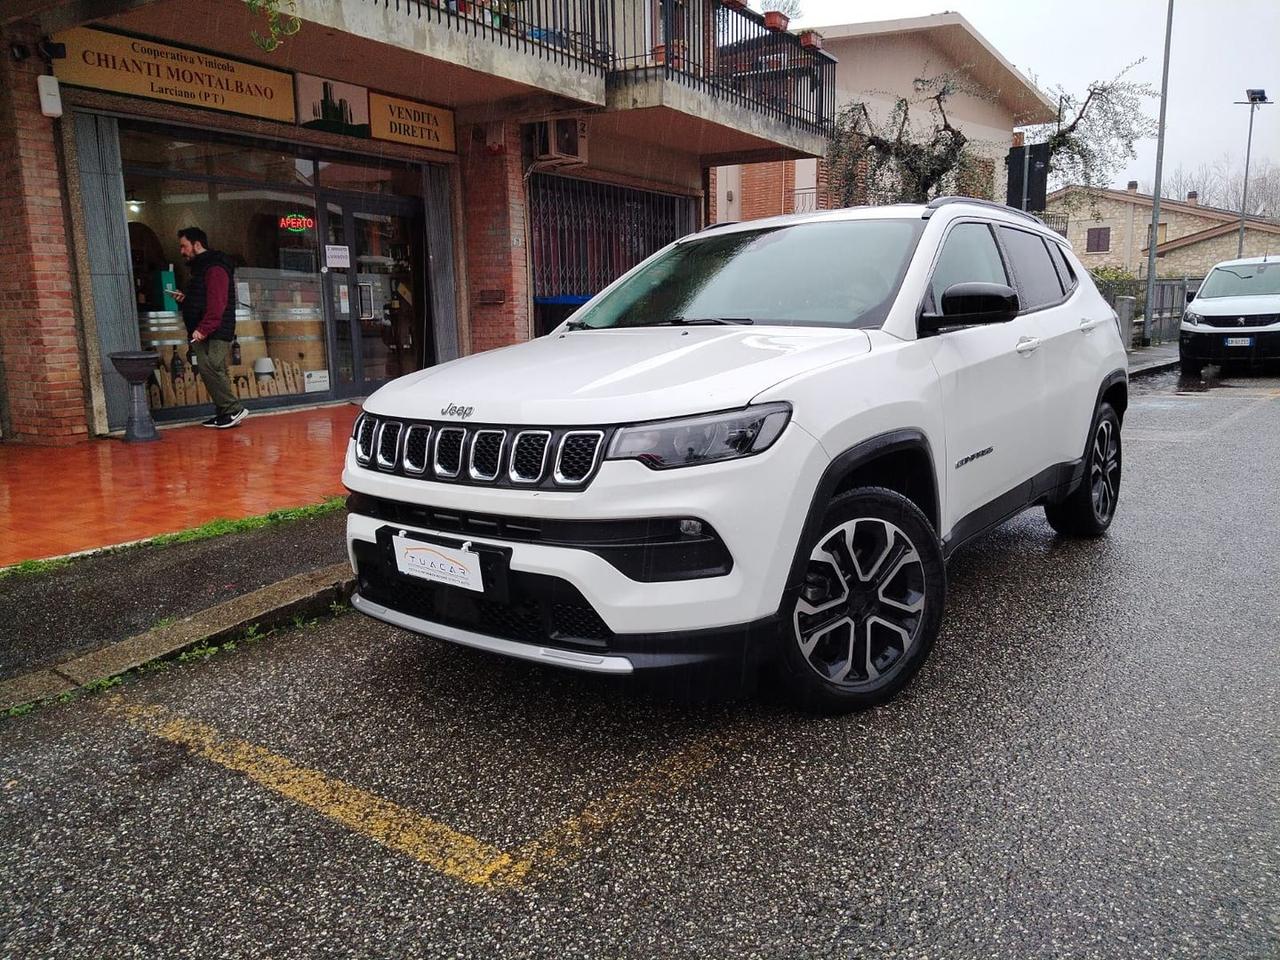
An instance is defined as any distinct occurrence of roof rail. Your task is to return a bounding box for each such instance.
[700,220,740,231]
[923,197,1045,226]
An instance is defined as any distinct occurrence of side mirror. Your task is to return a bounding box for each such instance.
[920,282,1020,334]
[1185,289,1196,303]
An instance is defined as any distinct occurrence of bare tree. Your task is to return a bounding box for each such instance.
[758,0,803,18]
[1022,61,1159,209]
[827,74,995,205]
[1148,155,1280,219]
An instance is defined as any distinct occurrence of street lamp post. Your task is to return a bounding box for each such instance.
[1142,0,1174,346]
[1236,89,1273,258]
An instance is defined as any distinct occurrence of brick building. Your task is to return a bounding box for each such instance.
[1048,182,1280,279]
[0,0,833,444]
[713,12,1056,223]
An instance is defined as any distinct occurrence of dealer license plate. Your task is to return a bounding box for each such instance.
[392,532,484,593]
[1225,336,1253,347]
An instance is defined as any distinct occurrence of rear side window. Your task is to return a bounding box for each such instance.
[999,226,1064,311]
[1046,241,1077,294]
[928,222,1008,308]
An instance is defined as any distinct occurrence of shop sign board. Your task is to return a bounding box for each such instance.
[325,245,351,269]
[368,92,456,153]
[53,27,296,123]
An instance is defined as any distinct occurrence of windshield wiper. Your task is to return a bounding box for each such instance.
[564,320,591,330]
[649,316,755,326]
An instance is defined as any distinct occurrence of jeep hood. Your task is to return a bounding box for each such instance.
[364,326,872,424]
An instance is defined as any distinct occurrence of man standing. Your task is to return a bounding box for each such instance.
[174,227,247,429]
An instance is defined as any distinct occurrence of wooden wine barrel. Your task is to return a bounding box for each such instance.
[263,305,327,374]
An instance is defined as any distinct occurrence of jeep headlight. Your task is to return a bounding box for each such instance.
[1184,311,1203,326]
[606,403,791,469]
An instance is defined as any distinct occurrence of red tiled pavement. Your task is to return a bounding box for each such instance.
[0,404,358,567]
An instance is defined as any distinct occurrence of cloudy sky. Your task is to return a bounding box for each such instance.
[788,0,1280,191]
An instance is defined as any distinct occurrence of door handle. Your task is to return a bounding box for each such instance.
[1015,336,1041,355]
[1079,318,1105,333]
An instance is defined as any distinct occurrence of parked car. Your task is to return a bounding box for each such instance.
[343,198,1128,712]
[1180,256,1280,376]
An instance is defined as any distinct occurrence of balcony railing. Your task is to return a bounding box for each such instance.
[369,0,610,75]
[792,186,818,213]
[368,0,836,133]
[608,0,835,135]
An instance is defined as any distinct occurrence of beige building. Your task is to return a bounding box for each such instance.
[1047,183,1280,278]
[714,12,1057,222]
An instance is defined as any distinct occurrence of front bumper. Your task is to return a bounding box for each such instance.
[1180,326,1280,364]
[342,421,827,672]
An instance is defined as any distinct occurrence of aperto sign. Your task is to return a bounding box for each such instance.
[279,213,315,233]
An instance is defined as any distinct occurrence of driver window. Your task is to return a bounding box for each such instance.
[929,222,1008,310]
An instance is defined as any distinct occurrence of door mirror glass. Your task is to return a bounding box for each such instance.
[921,282,1019,333]
[1185,289,1196,303]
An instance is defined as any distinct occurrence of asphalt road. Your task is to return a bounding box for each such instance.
[3,369,1278,959]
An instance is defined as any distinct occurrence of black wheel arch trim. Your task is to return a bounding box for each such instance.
[783,428,940,593]
[1096,368,1128,420]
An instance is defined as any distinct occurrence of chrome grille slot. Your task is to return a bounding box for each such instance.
[555,431,604,484]
[355,415,377,463]
[402,425,432,475]
[469,430,506,481]
[510,431,551,483]
[375,421,402,471]
[434,427,466,478]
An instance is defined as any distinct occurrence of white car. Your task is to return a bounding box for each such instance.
[343,198,1127,712]
[1179,256,1280,377]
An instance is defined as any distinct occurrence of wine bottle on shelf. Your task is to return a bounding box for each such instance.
[188,343,198,371]
[231,339,242,366]
[170,345,184,379]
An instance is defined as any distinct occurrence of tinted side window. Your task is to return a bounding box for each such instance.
[1046,241,1076,294]
[929,222,1007,308]
[999,227,1064,310]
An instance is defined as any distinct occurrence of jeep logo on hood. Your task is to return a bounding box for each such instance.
[440,403,475,420]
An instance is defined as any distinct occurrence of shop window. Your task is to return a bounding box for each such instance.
[317,159,422,196]
[125,173,327,411]
[120,123,315,187]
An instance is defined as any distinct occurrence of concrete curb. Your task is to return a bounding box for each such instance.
[1,562,355,713]
[1128,357,1181,378]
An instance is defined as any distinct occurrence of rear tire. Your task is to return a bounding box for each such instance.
[779,487,945,714]
[1044,402,1122,538]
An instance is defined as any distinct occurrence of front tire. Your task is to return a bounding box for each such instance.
[1179,356,1203,378]
[779,487,945,714]
[1044,402,1122,537]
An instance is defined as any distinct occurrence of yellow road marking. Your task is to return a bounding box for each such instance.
[101,696,731,888]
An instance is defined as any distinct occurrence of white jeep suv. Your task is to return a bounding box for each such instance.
[343,198,1127,712]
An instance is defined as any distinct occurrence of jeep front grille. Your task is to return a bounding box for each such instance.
[375,421,402,471]
[510,431,551,483]
[555,431,605,484]
[469,430,506,481]
[402,425,432,475]
[355,416,605,489]
[434,427,465,478]
[355,415,377,463]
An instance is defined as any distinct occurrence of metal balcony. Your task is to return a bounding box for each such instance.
[366,0,835,135]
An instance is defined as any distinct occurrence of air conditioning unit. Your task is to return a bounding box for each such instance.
[535,118,588,167]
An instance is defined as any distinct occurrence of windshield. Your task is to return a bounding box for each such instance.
[1197,261,1280,299]
[567,219,925,330]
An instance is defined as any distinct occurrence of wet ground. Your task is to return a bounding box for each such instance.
[2,368,1277,959]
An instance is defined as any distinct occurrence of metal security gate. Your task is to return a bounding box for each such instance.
[529,174,697,335]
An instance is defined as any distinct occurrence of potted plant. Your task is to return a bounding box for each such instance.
[799,29,822,50]
[652,40,686,68]
[763,9,789,31]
